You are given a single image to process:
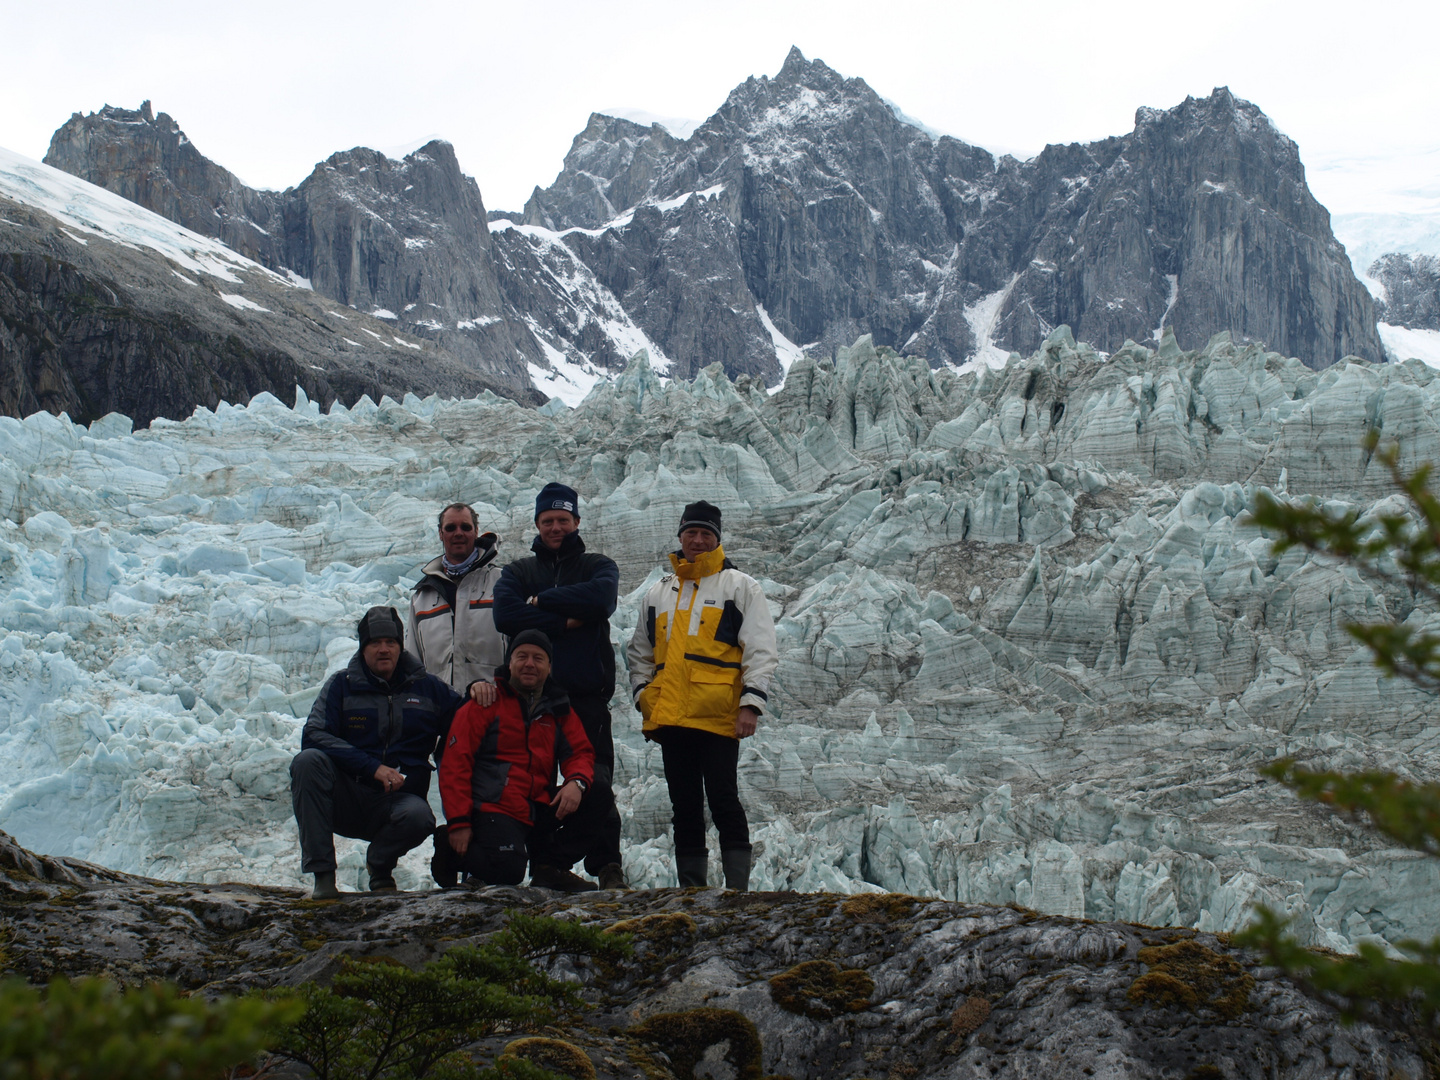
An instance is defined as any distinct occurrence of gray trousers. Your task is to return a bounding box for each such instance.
[290,748,435,874]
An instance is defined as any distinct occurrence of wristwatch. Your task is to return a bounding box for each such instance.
[568,777,588,794]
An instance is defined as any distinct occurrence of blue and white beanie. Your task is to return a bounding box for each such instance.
[534,482,580,521]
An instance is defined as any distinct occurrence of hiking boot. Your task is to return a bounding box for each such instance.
[721,849,751,892]
[367,864,398,892]
[596,863,629,890]
[311,871,340,900]
[529,863,598,892]
[676,854,708,888]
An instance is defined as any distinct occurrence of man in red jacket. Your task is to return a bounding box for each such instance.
[439,629,596,887]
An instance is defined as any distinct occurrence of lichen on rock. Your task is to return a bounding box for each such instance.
[629,1008,763,1080]
[502,1037,598,1080]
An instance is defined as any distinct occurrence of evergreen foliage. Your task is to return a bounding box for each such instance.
[0,976,301,1080]
[262,912,631,1080]
[1241,432,1440,1029]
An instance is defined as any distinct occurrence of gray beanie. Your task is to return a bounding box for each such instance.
[357,606,404,648]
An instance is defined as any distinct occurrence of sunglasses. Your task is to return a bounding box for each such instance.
[443,522,475,533]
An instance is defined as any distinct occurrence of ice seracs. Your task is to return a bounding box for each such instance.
[0,331,1437,953]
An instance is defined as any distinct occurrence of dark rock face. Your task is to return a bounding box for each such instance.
[0,829,1427,1079]
[522,49,1383,374]
[44,102,288,268]
[1370,252,1440,330]
[46,107,540,388]
[0,197,535,426]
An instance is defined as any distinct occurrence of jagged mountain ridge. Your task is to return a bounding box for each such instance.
[34,48,1384,417]
[43,104,664,397]
[519,48,1383,375]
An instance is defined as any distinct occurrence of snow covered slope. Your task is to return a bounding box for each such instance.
[2,331,1438,956]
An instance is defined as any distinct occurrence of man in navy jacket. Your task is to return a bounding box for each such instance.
[492,482,625,891]
[290,606,466,898]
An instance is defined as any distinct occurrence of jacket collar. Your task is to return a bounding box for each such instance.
[347,649,424,692]
[530,530,586,562]
[421,532,498,582]
[670,544,727,580]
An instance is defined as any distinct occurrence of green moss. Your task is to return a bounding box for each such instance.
[605,912,697,946]
[1127,940,1254,1019]
[501,1037,597,1080]
[768,960,874,1020]
[629,1008,763,1080]
[840,894,916,922]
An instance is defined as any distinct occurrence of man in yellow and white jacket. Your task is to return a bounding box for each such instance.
[626,500,777,890]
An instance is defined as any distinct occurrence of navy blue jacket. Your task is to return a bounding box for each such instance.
[493,531,619,699]
[302,651,465,798]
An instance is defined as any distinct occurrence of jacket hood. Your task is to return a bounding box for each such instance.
[670,544,728,580]
[347,648,426,690]
[420,532,498,581]
[530,530,586,561]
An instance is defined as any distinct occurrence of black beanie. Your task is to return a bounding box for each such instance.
[505,628,554,665]
[358,606,404,648]
[535,482,579,522]
[677,500,722,540]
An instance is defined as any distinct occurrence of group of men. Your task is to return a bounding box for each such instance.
[289,483,778,898]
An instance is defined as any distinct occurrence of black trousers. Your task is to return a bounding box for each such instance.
[540,693,623,873]
[657,726,749,858]
[455,803,564,885]
[290,748,435,874]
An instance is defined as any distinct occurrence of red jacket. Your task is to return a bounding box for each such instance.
[438,674,595,828]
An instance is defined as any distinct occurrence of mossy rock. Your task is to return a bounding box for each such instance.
[629,1008,763,1080]
[769,960,874,1020]
[1127,940,1254,1019]
[839,893,917,922]
[502,1037,597,1080]
[606,911,698,949]
[948,995,991,1038]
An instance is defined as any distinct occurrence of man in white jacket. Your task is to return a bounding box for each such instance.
[626,500,778,891]
[407,503,505,695]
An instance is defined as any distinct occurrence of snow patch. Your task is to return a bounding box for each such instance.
[1380,323,1440,368]
[370,309,397,320]
[1154,274,1179,344]
[0,145,288,289]
[958,274,1020,372]
[755,304,808,393]
[282,268,313,290]
[526,335,605,407]
[219,294,270,313]
[456,316,500,330]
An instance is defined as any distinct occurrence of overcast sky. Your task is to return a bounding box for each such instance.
[4,0,1437,225]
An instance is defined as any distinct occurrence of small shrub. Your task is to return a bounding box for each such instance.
[501,1037,596,1080]
[629,1008,763,1080]
[1126,940,1253,1019]
[768,960,874,1020]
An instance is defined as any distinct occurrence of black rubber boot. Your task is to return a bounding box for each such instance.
[311,871,340,900]
[721,849,751,892]
[677,854,708,888]
[367,864,398,892]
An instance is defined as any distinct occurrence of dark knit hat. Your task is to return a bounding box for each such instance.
[358,606,404,648]
[535,482,579,522]
[505,628,554,665]
[677,500,722,540]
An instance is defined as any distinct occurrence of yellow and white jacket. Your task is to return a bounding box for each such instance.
[626,545,778,739]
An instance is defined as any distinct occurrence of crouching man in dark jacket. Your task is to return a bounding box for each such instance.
[290,606,467,899]
[438,630,595,887]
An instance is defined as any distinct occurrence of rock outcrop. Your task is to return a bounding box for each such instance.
[0,829,1426,1079]
[1370,252,1440,330]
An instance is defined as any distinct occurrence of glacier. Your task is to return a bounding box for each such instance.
[2,328,1439,956]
